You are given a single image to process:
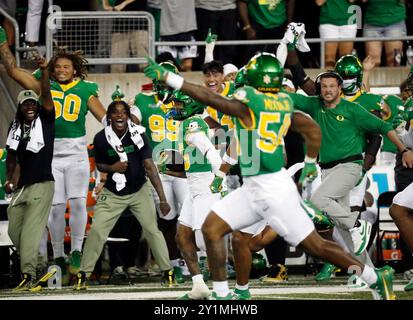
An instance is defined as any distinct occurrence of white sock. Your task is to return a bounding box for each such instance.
[48,203,66,259]
[69,198,88,252]
[213,281,229,297]
[235,283,249,291]
[361,265,378,286]
[171,259,180,267]
[197,251,207,259]
[192,274,205,284]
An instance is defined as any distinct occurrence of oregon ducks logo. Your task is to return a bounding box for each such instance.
[336,115,344,121]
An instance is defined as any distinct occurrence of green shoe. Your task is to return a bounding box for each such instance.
[234,288,251,300]
[315,263,338,282]
[370,266,396,300]
[69,251,82,275]
[302,200,334,229]
[54,256,70,286]
[173,266,185,284]
[404,277,413,292]
[0,27,7,45]
[210,291,237,300]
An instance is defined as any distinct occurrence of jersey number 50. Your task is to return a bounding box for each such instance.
[51,91,81,122]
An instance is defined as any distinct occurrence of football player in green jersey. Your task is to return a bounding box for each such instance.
[144,52,401,300]
[0,28,106,279]
[165,91,226,300]
[133,62,189,279]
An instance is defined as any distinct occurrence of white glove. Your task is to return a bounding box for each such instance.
[281,22,310,53]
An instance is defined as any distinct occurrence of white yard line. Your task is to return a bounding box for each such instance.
[0,285,406,300]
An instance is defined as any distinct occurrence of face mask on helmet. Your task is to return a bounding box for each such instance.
[335,55,362,94]
[234,67,246,89]
[167,92,205,121]
[341,77,359,95]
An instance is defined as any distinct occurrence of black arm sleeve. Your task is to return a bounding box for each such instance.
[364,132,382,157]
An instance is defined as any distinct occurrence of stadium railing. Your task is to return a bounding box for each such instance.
[45,11,155,65]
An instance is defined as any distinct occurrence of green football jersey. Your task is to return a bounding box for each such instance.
[179,116,212,173]
[233,86,293,177]
[382,95,403,153]
[245,0,287,29]
[0,149,6,200]
[33,69,99,139]
[290,93,393,164]
[135,92,180,153]
[347,91,383,113]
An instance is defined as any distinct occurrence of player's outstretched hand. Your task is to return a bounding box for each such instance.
[210,174,224,193]
[205,28,217,44]
[144,57,168,82]
[298,162,317,186]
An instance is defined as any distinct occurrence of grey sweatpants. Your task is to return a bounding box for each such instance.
[311,162,373,266]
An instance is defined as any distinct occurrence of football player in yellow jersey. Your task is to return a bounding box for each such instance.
[0,28,106,280]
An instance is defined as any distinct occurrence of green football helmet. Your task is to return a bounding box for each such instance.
[154,61,179,103]
[234,66,246,89]
[334,55,363,94]
[244,52,283,92]
[250,252,268,278]
[167,91,205,121]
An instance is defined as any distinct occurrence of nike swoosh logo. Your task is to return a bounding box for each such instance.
[33,197,41,201]
[382,271,390,299]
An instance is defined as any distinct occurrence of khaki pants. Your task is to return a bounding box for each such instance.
[81,182,171,276]
[7,181,54,278]
[111,30,149,73]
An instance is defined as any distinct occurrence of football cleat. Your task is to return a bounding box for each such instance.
[13,273,34,292]
[350,220,372,256]
[370,266,396,300]
[233,288,251,300]
[260,264,288,283]
[69,250,82,275]
[29,267,58,292]
[315,263,340,282]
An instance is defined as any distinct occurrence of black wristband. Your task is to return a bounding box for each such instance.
[401,148,409,154]
[289,63,308,87]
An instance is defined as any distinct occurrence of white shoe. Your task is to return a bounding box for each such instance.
[350,219,372,256]
[188,282,210,300]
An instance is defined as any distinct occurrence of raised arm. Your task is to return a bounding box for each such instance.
[144,57,253,126]
[37,56,54,113]
[0,27,40,93]
[88,96,107,124]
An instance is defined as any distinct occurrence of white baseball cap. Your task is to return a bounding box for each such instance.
[223,63,239,77]
[17,90,39,104]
